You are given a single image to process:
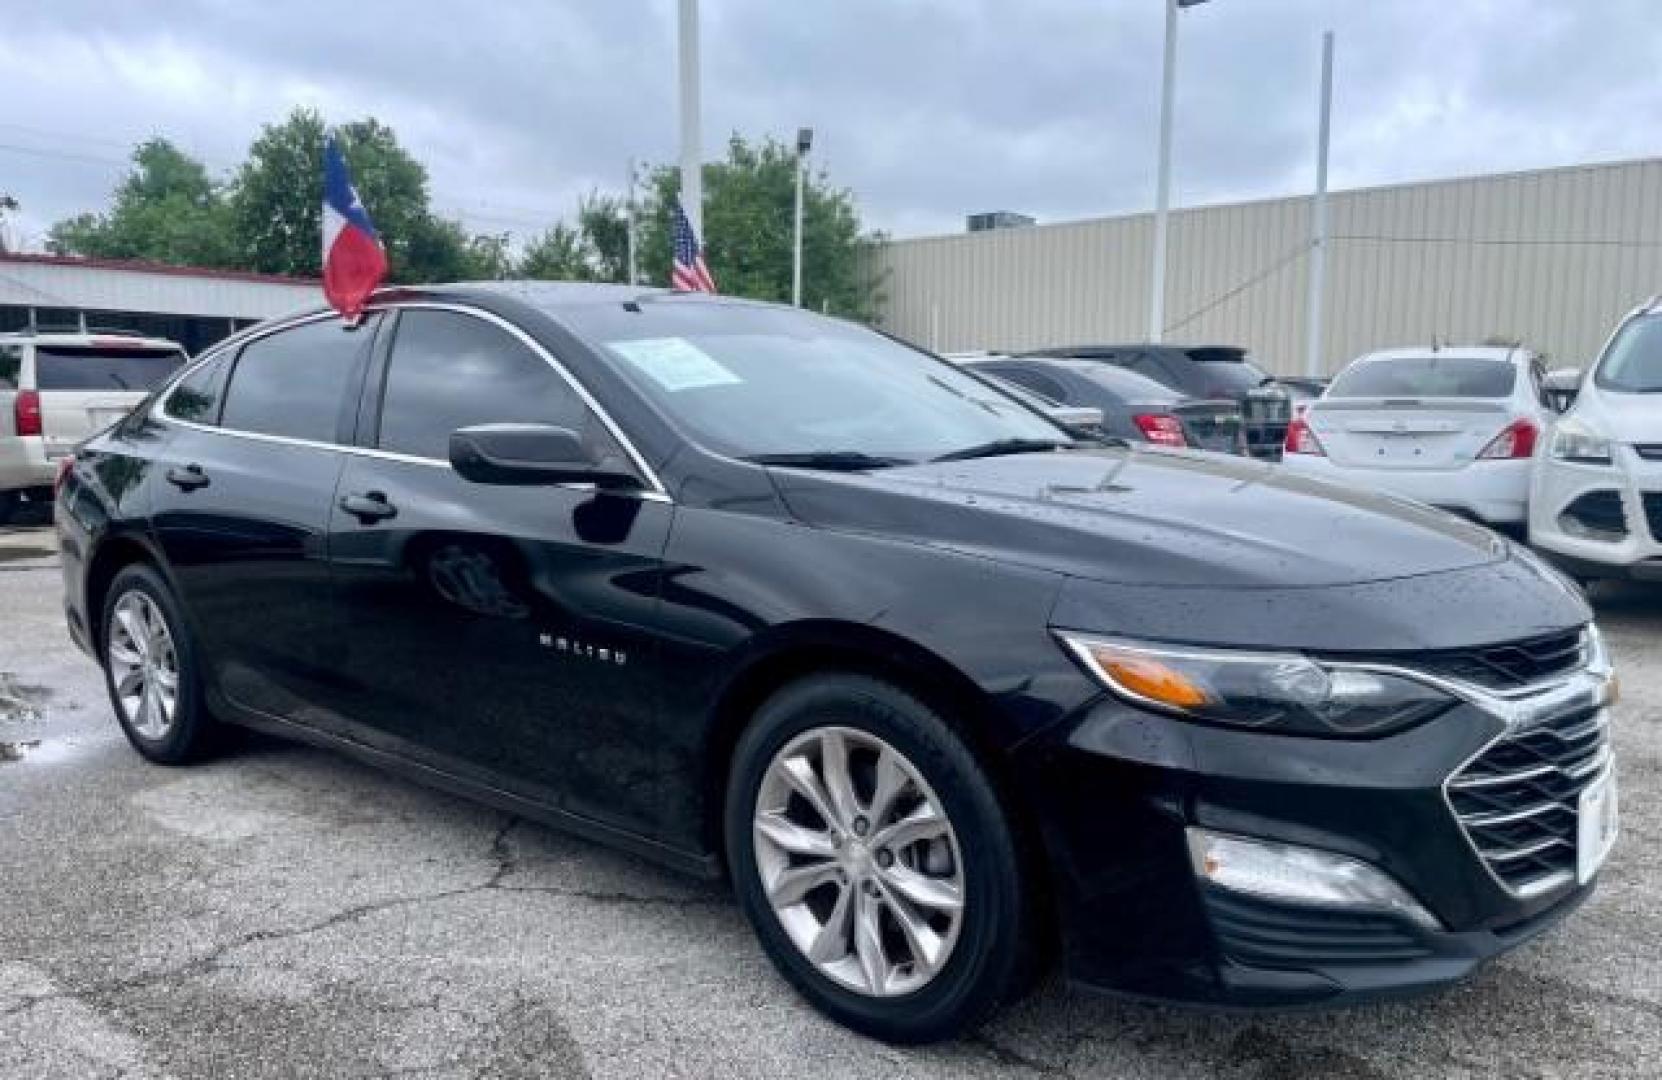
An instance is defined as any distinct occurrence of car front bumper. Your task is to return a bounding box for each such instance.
[1280,454,1530,526]
[1529,447,1662,578]
[1011,672,1612,1007]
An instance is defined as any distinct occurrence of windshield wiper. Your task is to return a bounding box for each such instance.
[930,438,1073,463]
[744,451,908,471]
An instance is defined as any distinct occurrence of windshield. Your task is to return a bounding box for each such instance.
[35,346,187,391]
[1595,314,1662,392]
[570,302,1066,461]
[1076,365,1184,404]
[1327,357,1516,399]
[1182,350,1272,395]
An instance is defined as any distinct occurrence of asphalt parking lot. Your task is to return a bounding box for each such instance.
[2,522,1659,1079]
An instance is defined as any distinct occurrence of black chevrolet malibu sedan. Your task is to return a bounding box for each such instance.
[56,283,1619,1043]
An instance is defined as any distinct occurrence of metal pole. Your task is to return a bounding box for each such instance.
[1148,0,1179,342]
[792,151,805,306]
[677,0,703,239]
[626,157,638,286]
[1305,30,1334,378]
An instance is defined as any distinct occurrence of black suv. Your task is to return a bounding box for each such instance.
[58,284,1617,1043]
[1023,344,1294,458]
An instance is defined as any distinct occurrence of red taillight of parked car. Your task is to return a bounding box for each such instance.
[1133,413,1188,447]
[1283,415,1325,456]
[1477,418,1539,460]
[55,453,76,495]
[14,389,43,437]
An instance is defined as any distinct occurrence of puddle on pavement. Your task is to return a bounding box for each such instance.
[1,674,49,722]
[1,740,42,763]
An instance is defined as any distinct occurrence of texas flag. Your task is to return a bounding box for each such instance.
[321,133,388,318]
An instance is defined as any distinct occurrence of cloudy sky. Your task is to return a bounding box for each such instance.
[2,0,1660,250]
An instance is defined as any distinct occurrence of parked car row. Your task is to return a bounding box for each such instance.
[972,310,1655,583]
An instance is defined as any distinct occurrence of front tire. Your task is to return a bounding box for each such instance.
[725,673,1036,1043]
[100,564,214,764]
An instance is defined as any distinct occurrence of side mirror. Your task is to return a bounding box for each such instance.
[448,424,642,489]
[1542,368,1583,413]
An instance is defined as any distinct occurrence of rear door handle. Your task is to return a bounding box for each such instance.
[165,464,210,492]
[339,491,397,524]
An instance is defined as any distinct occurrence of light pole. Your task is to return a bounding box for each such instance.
[1305,31,1335,378]
[678,0,703,238]
[1148,0,1210,343]
[625,157,638,286]
[793,127,813,307]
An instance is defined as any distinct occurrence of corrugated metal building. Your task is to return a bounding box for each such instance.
[0,253,319,353]
[869,158,1662,374]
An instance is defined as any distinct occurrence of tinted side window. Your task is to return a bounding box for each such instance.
[377,310,591,461]
[221,317,379,443]
[0,344,21,389]
[165,354,233,424]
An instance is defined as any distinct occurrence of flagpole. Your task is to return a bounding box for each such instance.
[626,157,638,286]
[678,0,703,239]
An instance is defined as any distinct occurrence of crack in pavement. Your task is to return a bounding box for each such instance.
[1,815,727,1024]
[968,1032,1077,1077]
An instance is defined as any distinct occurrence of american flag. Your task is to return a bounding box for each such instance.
[670,200,718,293]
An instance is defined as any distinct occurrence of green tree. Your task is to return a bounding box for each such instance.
[635,135,884,318]
[519,223,591,280]
[46,139,237,267]
[231,109,436,279]
[577,193,630,283]
[227,107,500,283]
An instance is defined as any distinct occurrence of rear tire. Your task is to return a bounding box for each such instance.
[100,564,215,764]
[725,673,1037,1044]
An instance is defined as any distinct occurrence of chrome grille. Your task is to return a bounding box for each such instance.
[1633,443,1662,461]
[1350,628,1588,693]
[1447,706,1609,895]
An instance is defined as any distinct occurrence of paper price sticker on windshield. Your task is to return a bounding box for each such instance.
[610,337,742,392]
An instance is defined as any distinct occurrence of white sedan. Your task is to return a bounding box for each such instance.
[1529,300,1662,581]
[1279,347,1551,529]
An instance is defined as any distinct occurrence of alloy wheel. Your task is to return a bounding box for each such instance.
[107,590,180,740]
[752,725,966,997]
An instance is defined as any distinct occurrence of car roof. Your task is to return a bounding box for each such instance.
[0,330,183,349]
[1025,343,1245,358]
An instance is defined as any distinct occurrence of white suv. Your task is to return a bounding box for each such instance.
[1529,301,1662,580]
[1,331,188,522]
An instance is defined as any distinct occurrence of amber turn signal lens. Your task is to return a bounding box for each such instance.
[1087,646,1214,709]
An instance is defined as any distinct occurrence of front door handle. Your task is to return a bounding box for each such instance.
[339,491,397,524]
[165,464,210,492]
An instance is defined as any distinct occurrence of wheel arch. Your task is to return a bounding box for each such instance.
[84,530,169,642]
[701,621,1036,867]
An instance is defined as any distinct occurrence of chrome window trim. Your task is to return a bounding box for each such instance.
[153,300,672,502]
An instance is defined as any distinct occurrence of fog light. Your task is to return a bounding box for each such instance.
[1186,828,1441,931]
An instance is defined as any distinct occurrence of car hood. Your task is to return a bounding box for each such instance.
[769,447,1510,589]
[1576,387,1662,442]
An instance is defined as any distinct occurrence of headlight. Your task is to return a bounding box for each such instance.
[1056,633,1454,737]
[1549,421,1613,464]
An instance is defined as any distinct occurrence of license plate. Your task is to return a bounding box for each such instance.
[1577,770,1619,883]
